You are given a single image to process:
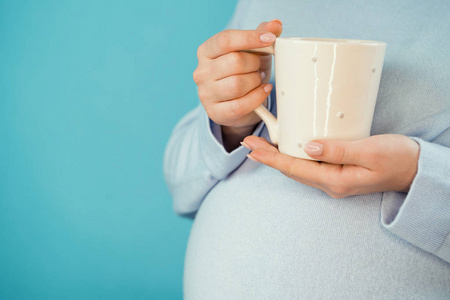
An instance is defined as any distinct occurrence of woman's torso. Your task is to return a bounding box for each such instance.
[185,0,450,298]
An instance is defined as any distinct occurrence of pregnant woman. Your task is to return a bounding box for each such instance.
[164,0,450,298]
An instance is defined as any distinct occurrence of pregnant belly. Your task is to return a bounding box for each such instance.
[184,162,450,300]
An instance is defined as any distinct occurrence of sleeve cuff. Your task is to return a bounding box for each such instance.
[381,138,450,256]
[198,96,272,180]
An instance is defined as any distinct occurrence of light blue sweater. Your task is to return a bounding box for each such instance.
[164,0,450,298]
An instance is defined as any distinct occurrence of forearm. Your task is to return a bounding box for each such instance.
[164,105,262,217]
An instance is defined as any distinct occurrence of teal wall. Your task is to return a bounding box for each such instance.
[0,0,237,299]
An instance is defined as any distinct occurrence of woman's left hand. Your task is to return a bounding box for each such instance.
[243,134,420,198]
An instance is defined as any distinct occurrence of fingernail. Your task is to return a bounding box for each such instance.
[247,153,258,162]
[240,141,252,150]
[271,19,283,26]
[260,32,276,43]
[260,71,266,80]
[304,142,323,156]
[263,84,273,93]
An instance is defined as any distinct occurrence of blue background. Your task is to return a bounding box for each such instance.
[0,0,237,299]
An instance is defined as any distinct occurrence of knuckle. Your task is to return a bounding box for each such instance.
[217,30,232,50]
[193,65,209,84]
[229,99,246,117]
[228,51,244,66]
[331,145,347,164]
[230,52,261,74]
[197,43,205,59]
[253,71,263,85]
[227,76,243,94]
[250,54,261,70]
[254,57,261,71]
[192,68,201,83]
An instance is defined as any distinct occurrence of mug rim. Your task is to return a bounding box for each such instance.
[279,37,386,46]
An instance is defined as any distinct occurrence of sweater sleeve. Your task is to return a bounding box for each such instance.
[163,0,265,218]
[380,108,450,263]
[163,98,270,218]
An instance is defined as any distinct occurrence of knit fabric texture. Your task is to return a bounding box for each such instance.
[163,0,450,298]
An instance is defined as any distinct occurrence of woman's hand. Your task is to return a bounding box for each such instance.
[193,20,283,151]
[242,134,420,198]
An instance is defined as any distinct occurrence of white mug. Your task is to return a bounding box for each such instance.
[249,37,386,160]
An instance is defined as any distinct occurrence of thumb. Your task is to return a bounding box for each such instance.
[256,19,283,37]
[304,139,369,167]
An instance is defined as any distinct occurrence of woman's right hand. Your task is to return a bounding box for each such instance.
[193,20,283,150]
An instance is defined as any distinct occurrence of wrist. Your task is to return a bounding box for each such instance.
[401,138,420,192]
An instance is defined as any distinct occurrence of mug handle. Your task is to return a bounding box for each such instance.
[245,44,279,145]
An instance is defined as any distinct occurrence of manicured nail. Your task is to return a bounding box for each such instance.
[247,153,258,162]
[260,32,276,43]
[240,141,252,150]
[304,142,323,156]
[263,84,273,93]
[260,71,266,81]
[271,19,283,26]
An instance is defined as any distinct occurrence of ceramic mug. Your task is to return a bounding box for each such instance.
[248,37,386,160]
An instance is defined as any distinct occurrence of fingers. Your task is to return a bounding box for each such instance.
[200,29,277,59]
[242,135,278,153]
[304,139,372,168]
[243,136,375,198]
[215,72,263,101]
[244,134,420,199]
[197,70,263,104]
[194,20,283,129]
[254,20,283,83]
[211,84,272,125]
[212,52,261,80]
[244,136,327,183]
[256,19,283,37]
